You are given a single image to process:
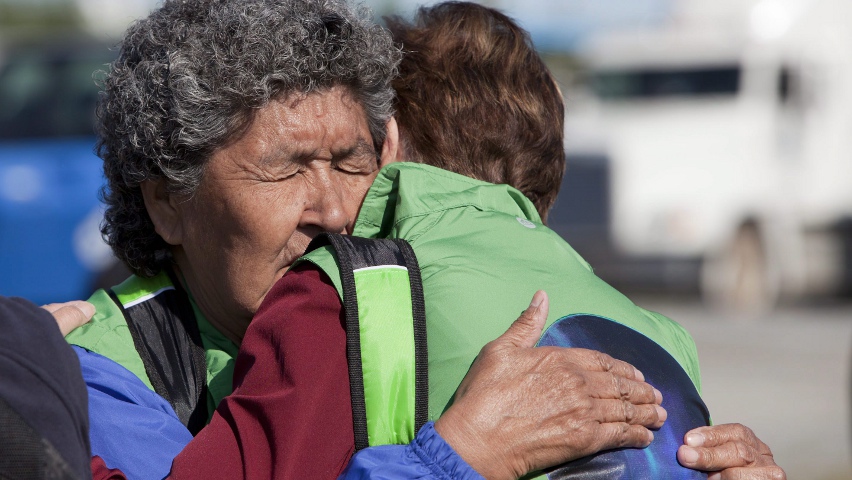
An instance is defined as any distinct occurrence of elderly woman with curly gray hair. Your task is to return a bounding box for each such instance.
[62,0,783,479]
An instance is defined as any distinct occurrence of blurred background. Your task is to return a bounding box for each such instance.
[0,0,849,477]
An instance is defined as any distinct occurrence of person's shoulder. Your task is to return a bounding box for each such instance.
[635,307,702,393]
[65,275,158,392]
[359,162,541,240]
[65,289,122,343]
[293,245,344,297]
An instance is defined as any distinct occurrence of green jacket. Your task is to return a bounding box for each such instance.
[301,163,702,423]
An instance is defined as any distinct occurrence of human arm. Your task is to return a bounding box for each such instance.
[168,264,356,479]
[0,296,92,480]
[15,296,176,479]
[171,268,662,480]
[678,424,786,479]
[171,264,479,479]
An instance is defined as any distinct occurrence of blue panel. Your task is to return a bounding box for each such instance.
[538,315,709,479]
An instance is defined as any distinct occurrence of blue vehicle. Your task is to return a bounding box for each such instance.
[0,41,117,304]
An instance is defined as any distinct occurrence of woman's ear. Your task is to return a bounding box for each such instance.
[379,117,402,168]
[140,179,184,246]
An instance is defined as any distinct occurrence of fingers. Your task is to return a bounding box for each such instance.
[708,466,787,480]
[595,423,655,451]
[678,441,759,471]
[678,424,783,477]
[41,303,65,313]
[43,301,95,336]
[562,348,646,383]
[494,290,549,349]
[585,370,661,404]
[596,399,667,428]
[686,424,763,451]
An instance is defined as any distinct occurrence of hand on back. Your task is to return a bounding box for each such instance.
[435,291,665,480]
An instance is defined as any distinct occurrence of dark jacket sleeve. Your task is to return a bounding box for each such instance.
[0,296,92,480]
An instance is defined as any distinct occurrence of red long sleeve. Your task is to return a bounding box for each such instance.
[169,264,354,479]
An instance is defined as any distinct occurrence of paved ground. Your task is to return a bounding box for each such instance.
[636,296,852,480]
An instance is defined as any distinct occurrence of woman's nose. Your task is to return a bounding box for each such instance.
[299,176,349,234]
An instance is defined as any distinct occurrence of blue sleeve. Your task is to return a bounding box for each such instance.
[74,346,193,480]
[339,422,484,480]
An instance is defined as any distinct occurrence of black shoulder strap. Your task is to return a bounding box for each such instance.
[107,271,209,435]
[304,233,428,451]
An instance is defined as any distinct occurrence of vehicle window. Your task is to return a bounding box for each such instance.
[591,65,741,100]
[0,48,112,140]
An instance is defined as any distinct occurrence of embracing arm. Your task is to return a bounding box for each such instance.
[171,268,662,480]
[55,287,783,480]
[169,264,355,479]
[432,291,663,479]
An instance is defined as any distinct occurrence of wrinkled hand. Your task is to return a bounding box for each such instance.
[435,291,666,480]
[678,424,786,480]
[42,301,95,336]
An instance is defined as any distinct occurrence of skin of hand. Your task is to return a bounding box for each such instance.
[434,291,667,480]
[678,424,786,480]
[42,301,96,337]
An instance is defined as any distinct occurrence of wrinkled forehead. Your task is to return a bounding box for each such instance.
[273,85,362,114]
[218,85,376,166]
[218,83,372,152]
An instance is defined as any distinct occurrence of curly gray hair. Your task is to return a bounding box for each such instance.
[98,0,400,277]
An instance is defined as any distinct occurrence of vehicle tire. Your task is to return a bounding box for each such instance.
[701,223,779,316]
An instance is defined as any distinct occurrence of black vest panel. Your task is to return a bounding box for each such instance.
[108,273,209,435]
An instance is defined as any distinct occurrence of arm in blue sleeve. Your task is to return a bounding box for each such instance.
[74,346,193,480]
[339,422,485,480]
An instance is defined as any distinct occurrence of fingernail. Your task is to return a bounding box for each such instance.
[634,368,645,382]
[529,290,545,308]
[680,446,699,464]
[707,473,721,480]
[653,388,662,403]
[686,432,705,447]
[646,430,654,445]
[74,301,96,318]
[655,405,667,423]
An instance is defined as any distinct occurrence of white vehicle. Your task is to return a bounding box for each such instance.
[563,0,852,312]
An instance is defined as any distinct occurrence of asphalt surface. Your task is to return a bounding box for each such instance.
[636,296,852,480]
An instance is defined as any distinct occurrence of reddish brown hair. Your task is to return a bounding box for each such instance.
[386,1,565,220]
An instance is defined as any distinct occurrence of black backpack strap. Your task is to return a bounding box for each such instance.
[106,270,209,435]
[304,233,428,450]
